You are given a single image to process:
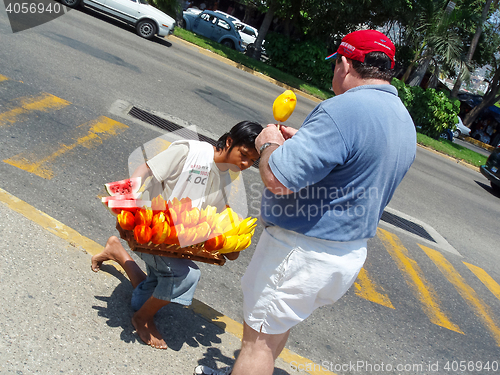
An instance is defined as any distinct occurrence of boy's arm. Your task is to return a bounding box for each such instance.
[131,162,153,185]
[223,252,240,261]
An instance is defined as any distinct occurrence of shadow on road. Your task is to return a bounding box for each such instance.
[91,263,226,351]
[47,32,142,72]
[474,180,500,198]
[153,36,173,48]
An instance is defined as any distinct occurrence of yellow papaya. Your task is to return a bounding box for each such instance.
[273,90,297,122]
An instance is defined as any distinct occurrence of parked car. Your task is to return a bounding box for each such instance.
[182,10,244,51]
[233,22,267,56]
[185,6,202,15]
[234,22,257,49]
[439,128,454,141]
[480,146,500,193]
[453,117,471,138]
[60,0,175,40]
[438,116,471,141]
[214,10,240,24]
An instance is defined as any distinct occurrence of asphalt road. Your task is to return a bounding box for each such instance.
[1,4,500,374]
[454,137,491,157]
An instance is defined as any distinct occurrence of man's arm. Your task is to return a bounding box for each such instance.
[255,125,294,196]
[259,144,293,195]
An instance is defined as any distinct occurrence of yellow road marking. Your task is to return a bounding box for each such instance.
[463,262,500,301]
[377,228,462,333]
[421,245,500,346]
[4,116,128,179]
[0,187,334,375]
[354,267,395,309]
[0,74,8,82]
[0,187,118,270]
[0,93,70,126]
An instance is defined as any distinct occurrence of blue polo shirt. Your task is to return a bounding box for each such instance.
[261,84,416,241]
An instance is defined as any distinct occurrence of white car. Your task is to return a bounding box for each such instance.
[233,21,266,55]
[214,10,240,24]
[185,7,202,15]
[454,116,471,138]
[234,22,257,49]
[61,0,175,40]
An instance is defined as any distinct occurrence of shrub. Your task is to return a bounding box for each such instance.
[264,32,292,70]
[264,33,332,91]
[392,78,460,139]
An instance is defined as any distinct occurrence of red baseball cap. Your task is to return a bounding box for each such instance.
[325,30,395,69]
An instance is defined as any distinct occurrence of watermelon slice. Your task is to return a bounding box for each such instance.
[101,192,142,204]
[107,199,151,215]
[105,177,142,196]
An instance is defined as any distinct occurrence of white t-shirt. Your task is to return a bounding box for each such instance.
[146,141,231,211]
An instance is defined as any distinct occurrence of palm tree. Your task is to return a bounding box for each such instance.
[462,22,500,127]
[402,0,464,87]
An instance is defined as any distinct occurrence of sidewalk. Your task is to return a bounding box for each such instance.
[0,188,315,375]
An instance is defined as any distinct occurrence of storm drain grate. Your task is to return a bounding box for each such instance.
[380,210,436,242]
[128,106,259,168]
[129,106,216,145]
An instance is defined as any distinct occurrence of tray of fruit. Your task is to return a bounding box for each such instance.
[102,178,257,266]
[115,220,227,265]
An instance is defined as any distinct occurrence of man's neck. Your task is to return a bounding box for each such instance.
[360,78,391,86]
[340,78,390,94]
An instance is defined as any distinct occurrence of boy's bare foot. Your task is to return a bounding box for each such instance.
[132,314,168,349]
[91,236,122,272]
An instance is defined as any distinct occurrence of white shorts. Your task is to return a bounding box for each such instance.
[241,226,367,334]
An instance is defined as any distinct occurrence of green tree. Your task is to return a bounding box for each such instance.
[246,0,414,60]
[451,0,498,97]
[150,0,181,21]
[245,0,278,60]
[462,21,500,127]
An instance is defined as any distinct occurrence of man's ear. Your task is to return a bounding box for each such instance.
[340,55,352,76]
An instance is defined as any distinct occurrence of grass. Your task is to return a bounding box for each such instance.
[173,28,334,101]
[417,133,488,167]
[173,29,489,168]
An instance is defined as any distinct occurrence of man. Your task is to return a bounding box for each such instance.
[195,29,416,375]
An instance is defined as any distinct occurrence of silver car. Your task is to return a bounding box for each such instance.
[61,0,175,40]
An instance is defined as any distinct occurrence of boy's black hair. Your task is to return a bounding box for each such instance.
[215,121,263,153]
